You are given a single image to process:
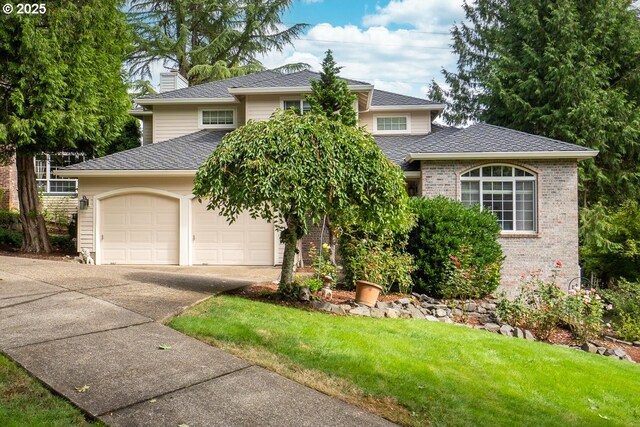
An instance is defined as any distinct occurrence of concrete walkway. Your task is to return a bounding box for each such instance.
[0,256,395,426]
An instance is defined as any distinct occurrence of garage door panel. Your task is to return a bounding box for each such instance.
[101,194,179,265]
[192,200,274,266]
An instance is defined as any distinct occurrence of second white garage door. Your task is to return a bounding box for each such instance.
[100,193,180,265]
[191,199,274,265]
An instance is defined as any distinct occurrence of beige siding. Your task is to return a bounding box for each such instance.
[142,116,153,145]
[152,102,244,143]
[42,196,77,219]
[245,95,281,122]
[360,111,431,135]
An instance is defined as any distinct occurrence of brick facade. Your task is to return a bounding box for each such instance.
[421,159,580,296]
[0,160,19,210]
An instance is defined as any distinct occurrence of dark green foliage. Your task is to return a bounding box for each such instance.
[407,197,503,297]
[49,235,76,254]
[0,228,22,248]
[600,279,640,341]
[127,0,308,84]
[98,117,141,157]
[580,201,640,283]
[0,210,20,228]
[306,50,357,126]
[433,0,640,206]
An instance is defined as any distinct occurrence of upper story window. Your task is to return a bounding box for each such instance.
[460,165,537,232]
[35,153,85,195]
[199,108,237,129]
[375,115,410,133]
[282,99,311,115]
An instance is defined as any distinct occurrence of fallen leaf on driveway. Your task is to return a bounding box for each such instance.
[75,384,90,393]
[158,344,173,350]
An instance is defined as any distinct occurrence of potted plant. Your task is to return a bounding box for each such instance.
[351,243,385,307]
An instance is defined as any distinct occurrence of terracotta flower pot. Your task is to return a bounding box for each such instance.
[355,280,383,307]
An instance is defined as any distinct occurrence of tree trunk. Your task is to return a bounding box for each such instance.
[279,216,299,286]
[16,154,52,253]
[325,216,337,265]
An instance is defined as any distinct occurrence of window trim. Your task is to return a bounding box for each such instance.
[198,107,237,129]
[280,97,311,115]
[373,114,411,134]
[459,164,538,234]
[35,153,84,195]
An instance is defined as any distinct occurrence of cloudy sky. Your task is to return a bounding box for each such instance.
[258,0,466,99]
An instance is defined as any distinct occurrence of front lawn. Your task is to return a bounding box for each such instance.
[170,296,640,427]
[0,355,101,427]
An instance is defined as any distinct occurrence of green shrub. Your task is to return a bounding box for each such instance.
[340,236,415,294]
[600,279,640,341]
[308,243,337,284]
[49,235,76,254]
[300,277,324,292]
[497,272,606,344]
[442,246,502,299]
[407,196,503,298]
[0,227,22,248]
[0,209,20,228]
[580,201,640,283]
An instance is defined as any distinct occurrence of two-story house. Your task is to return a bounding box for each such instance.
[59,70,597,292]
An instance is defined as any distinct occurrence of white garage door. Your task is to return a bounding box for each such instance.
[100,194,180,265]
[191,199,274,265]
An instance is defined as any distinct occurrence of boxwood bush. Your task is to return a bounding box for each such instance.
[407,196,504,298]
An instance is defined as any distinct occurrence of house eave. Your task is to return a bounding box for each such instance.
[367,104,446,112]
[227,84,374,95]
[55,169,196,178]
[406,151,599,162]
[128,109,152,116]
[134,98,239,105]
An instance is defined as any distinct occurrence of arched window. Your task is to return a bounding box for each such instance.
[460,165,537,232]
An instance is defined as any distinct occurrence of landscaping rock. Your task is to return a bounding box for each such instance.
[484,323,500,333]
[350,306,371,317]
[375,301,389,310]
[398,309,412,319]
[440,317,454,324]
[483,303,497,311]
[298,286,311,302]
[453,309,463,317]
[499,324,514,336]
[422,303,447,310]
[425,315,439,322]
[604,348,615,356]
[581,342,598,353]
[329,304,347,315]
[407,306,425,319]
[514,328,525,339]
[623,355,635,363]
[370,307,384,318]
[634,341,640,348]
[384,308,399,319]
[397,298,411,306]
[612,347,627,358]
[312,301,333,312]
[597,347,607,355]
[419,308,432,316]
[462,302,477,312]
[435,309,447,317]
[477,306,487,314]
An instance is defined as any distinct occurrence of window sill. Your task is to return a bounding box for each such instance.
[499,232,541,239]
[42,193,78,197]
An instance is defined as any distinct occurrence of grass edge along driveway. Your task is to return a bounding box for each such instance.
[170,296,640,427]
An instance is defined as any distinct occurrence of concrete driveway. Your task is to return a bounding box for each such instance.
[0,256,395,427]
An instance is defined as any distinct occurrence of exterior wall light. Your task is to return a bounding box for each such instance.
[79,195,89,210]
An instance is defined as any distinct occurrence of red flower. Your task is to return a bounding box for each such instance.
[450,255,458,262]
[555,260,563,268]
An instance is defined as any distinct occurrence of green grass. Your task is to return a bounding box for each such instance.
[170,296,640,427]
[0,355,101,427]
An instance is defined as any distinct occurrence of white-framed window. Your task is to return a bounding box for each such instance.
[35,153,85,194]
[282,99,311,115]
[374,115,410,133]
[460,165,537,233]
[198,108,237,129]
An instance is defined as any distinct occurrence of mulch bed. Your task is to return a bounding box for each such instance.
[0,248,74,262]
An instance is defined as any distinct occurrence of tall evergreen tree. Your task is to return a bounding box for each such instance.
[127,0,308,84]
[431,0,640,206]
[306,50,357,126]
[0,1,131,252]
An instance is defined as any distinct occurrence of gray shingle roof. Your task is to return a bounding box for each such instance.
[64,130,227,170]
[411,123,597,154]
[139,70,371,101]
[371,89,441,106]
[62,123,595,173]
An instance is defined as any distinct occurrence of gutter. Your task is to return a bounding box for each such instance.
[134,98,239,105]
[405,150,599,162]
[227,84,374,95]
[55,169,196,178]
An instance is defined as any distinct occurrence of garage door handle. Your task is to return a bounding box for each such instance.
[192,235,195,241]
[101,234,104,241]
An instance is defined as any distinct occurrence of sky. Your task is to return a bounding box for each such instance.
[257,0,466,99]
